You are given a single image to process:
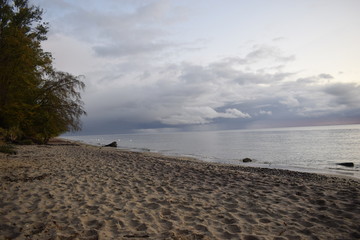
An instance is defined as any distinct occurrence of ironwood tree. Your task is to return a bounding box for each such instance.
[0,0,86,143]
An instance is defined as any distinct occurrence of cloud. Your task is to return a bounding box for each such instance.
[245,45,295,63]
[279,96,300,108]
[272,37,286,42]
[219,45,295,67]
[37,0,188,59]
[259,110,272,116]
[159,107,250,125]
[220,109,251,119]
[80,43,359,133]
[318,73,334,79]
[93,41,173,58]
[43,35,357,133]
[32,0,360,133]
[324,83,360,108]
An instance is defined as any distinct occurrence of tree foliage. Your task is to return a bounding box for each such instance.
[0,0,86,143]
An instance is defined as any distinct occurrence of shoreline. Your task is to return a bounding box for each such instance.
[1,139,360,239]
[65,137,360,181]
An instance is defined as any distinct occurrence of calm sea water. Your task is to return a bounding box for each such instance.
[65,125,360,179]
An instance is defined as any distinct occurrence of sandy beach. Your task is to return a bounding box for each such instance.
[1,139,359,240]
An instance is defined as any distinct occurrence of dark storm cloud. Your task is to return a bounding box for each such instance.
[80,44,359,133]
[324,83,360,108]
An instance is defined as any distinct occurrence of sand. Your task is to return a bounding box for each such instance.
[1,139,359,240]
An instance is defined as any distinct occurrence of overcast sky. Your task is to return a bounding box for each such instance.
[31,0,360,134]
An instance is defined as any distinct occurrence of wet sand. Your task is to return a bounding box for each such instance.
[1,139,359,239]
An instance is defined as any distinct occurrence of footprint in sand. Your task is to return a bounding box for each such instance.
[82,229,99,240]
[85,219,103,230]
[159,219,173,230]
[259,218,271,224]
[160,208,172,217]
[194,224,209,233]
[144,202,160,210]
[136,223,148,231]
[85,205,100,215]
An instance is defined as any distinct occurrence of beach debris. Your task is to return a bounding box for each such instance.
[336,162,354,167]
[242,158,252,163]
[104,141,117,147]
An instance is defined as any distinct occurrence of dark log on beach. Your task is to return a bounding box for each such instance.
[336,162,354,167]
[104,141,117,147]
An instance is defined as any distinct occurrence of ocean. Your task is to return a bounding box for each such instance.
[65,124,360,179]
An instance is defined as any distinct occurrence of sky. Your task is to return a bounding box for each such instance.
[31,0,360,134]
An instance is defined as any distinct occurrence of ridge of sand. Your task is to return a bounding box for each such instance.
[1,139,359,239]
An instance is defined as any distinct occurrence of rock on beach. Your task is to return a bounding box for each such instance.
[337,162,354,167]
[104,141,117,147]
[242,157,252,162]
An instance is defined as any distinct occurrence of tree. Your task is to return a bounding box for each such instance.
[0,0,86,143]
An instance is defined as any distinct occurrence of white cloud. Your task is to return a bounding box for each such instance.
[220,109,251,119]
[159,107,250,125]
[279,96,300,108]
[259,110,272,116]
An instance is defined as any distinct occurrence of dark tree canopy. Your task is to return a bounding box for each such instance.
[0,0,86,143]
